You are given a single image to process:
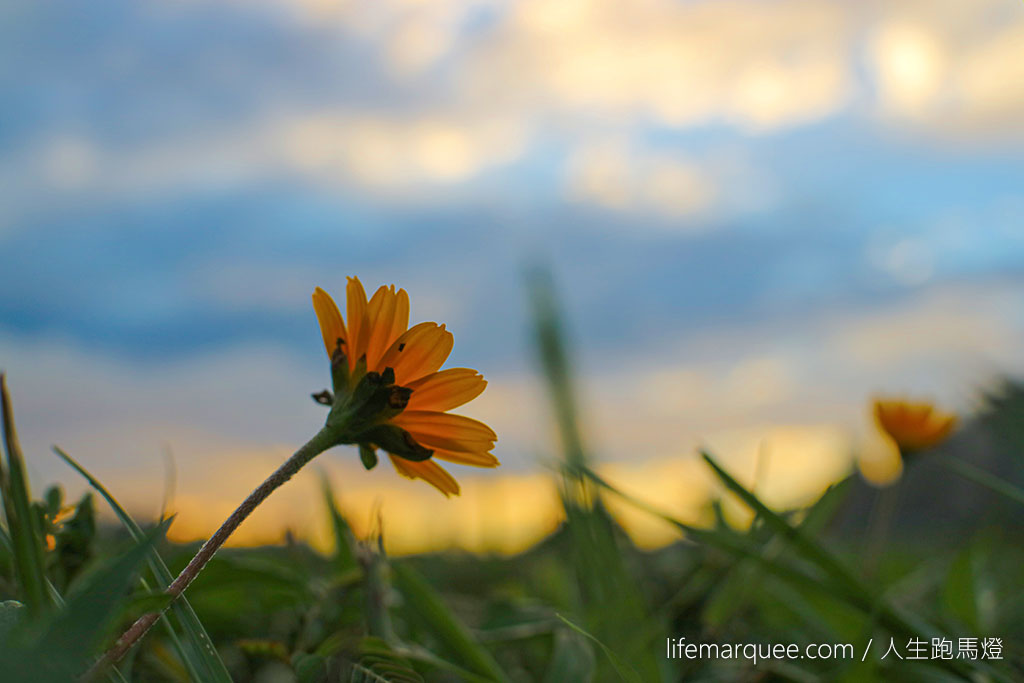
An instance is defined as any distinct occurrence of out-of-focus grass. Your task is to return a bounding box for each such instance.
[55,446,232,682]
[1,374,53,617]
[1,277,1023,681]
[528,267,662,683]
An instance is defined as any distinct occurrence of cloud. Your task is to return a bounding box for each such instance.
[0,0,860,222]
[868,23,947,117]
[7,0,1022,233]
[281,112,528,188]
[827,281,1024,375]
[280,0,1024,142]
[2,111,528,207]
[565,140,716,219]
[865,0,1024,136]
[460,0,853,132]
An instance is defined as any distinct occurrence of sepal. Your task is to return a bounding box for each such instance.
[358,444,379,470]
[355,424,433,462]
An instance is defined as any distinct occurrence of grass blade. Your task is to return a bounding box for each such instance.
[542,627,595,683]
[699,450,1008,683]
[540,626,598,683]
[938,455,1024,507]
[321,474,358,573]
[527,267,586,470]
[391,562,508,682]
[0,525,66,609]
[54,446,233,683]
[393,644,497,683]
[703,452,890,595]
[526,269,662,682]
[349,637,424,683]
[797,479,851,536]
[574,462,859,605]
[0,374,52,616]
[0,524,10,553]
[554,614,642,683]
[0,520,170,682]
[106,667,129,683]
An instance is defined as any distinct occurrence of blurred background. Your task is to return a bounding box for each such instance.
[2,0,1023,556]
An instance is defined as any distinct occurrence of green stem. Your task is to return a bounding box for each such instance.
[862,479,901,577]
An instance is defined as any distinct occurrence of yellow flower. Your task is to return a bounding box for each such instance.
[873,398,957,454]
[311,277,498,496]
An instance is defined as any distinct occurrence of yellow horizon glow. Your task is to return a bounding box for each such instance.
[144,423,854,557]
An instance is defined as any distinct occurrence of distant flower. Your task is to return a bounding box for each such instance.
[312,278,498,496]
[873,398,957,455]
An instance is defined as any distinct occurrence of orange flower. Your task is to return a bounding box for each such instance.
[312,278,498,496]
[873,398,957,454]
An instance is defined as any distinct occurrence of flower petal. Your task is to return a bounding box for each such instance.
[431,447,500,468]
[311,287,346,359]
[390,288,410,350]
[379,323,454,385]
[389,455,460,497]
[365,285,397,370]
[405,368,487,412]
[346,277,369,369]
[923,413,957,447]
[392,411,497,453]
[378,322,436,374]
[873,398,956,452]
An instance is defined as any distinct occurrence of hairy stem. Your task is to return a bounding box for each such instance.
[84,427,337,681]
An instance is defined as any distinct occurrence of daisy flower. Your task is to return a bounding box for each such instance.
[873,398,956,455]
[311,278,498,496]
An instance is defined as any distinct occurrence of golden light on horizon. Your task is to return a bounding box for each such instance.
[148,423,853,557]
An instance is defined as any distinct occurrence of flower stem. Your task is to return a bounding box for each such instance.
[862,478,901,577]
[84,426,337,681]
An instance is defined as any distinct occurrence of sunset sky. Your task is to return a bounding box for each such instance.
[2,0,1023,553]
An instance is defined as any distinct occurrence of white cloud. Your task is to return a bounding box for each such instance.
[297,0,1024,141]
[865,0,1024,136]
[6,0,1021,230]
[868,23,946,117]
[283,113,528,186]
[866,235,936,287]
[464,0,853,132]
[0,110,530,219]
[565,140,716,219]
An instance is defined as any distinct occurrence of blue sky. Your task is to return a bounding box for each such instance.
[1,0,1023,549]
